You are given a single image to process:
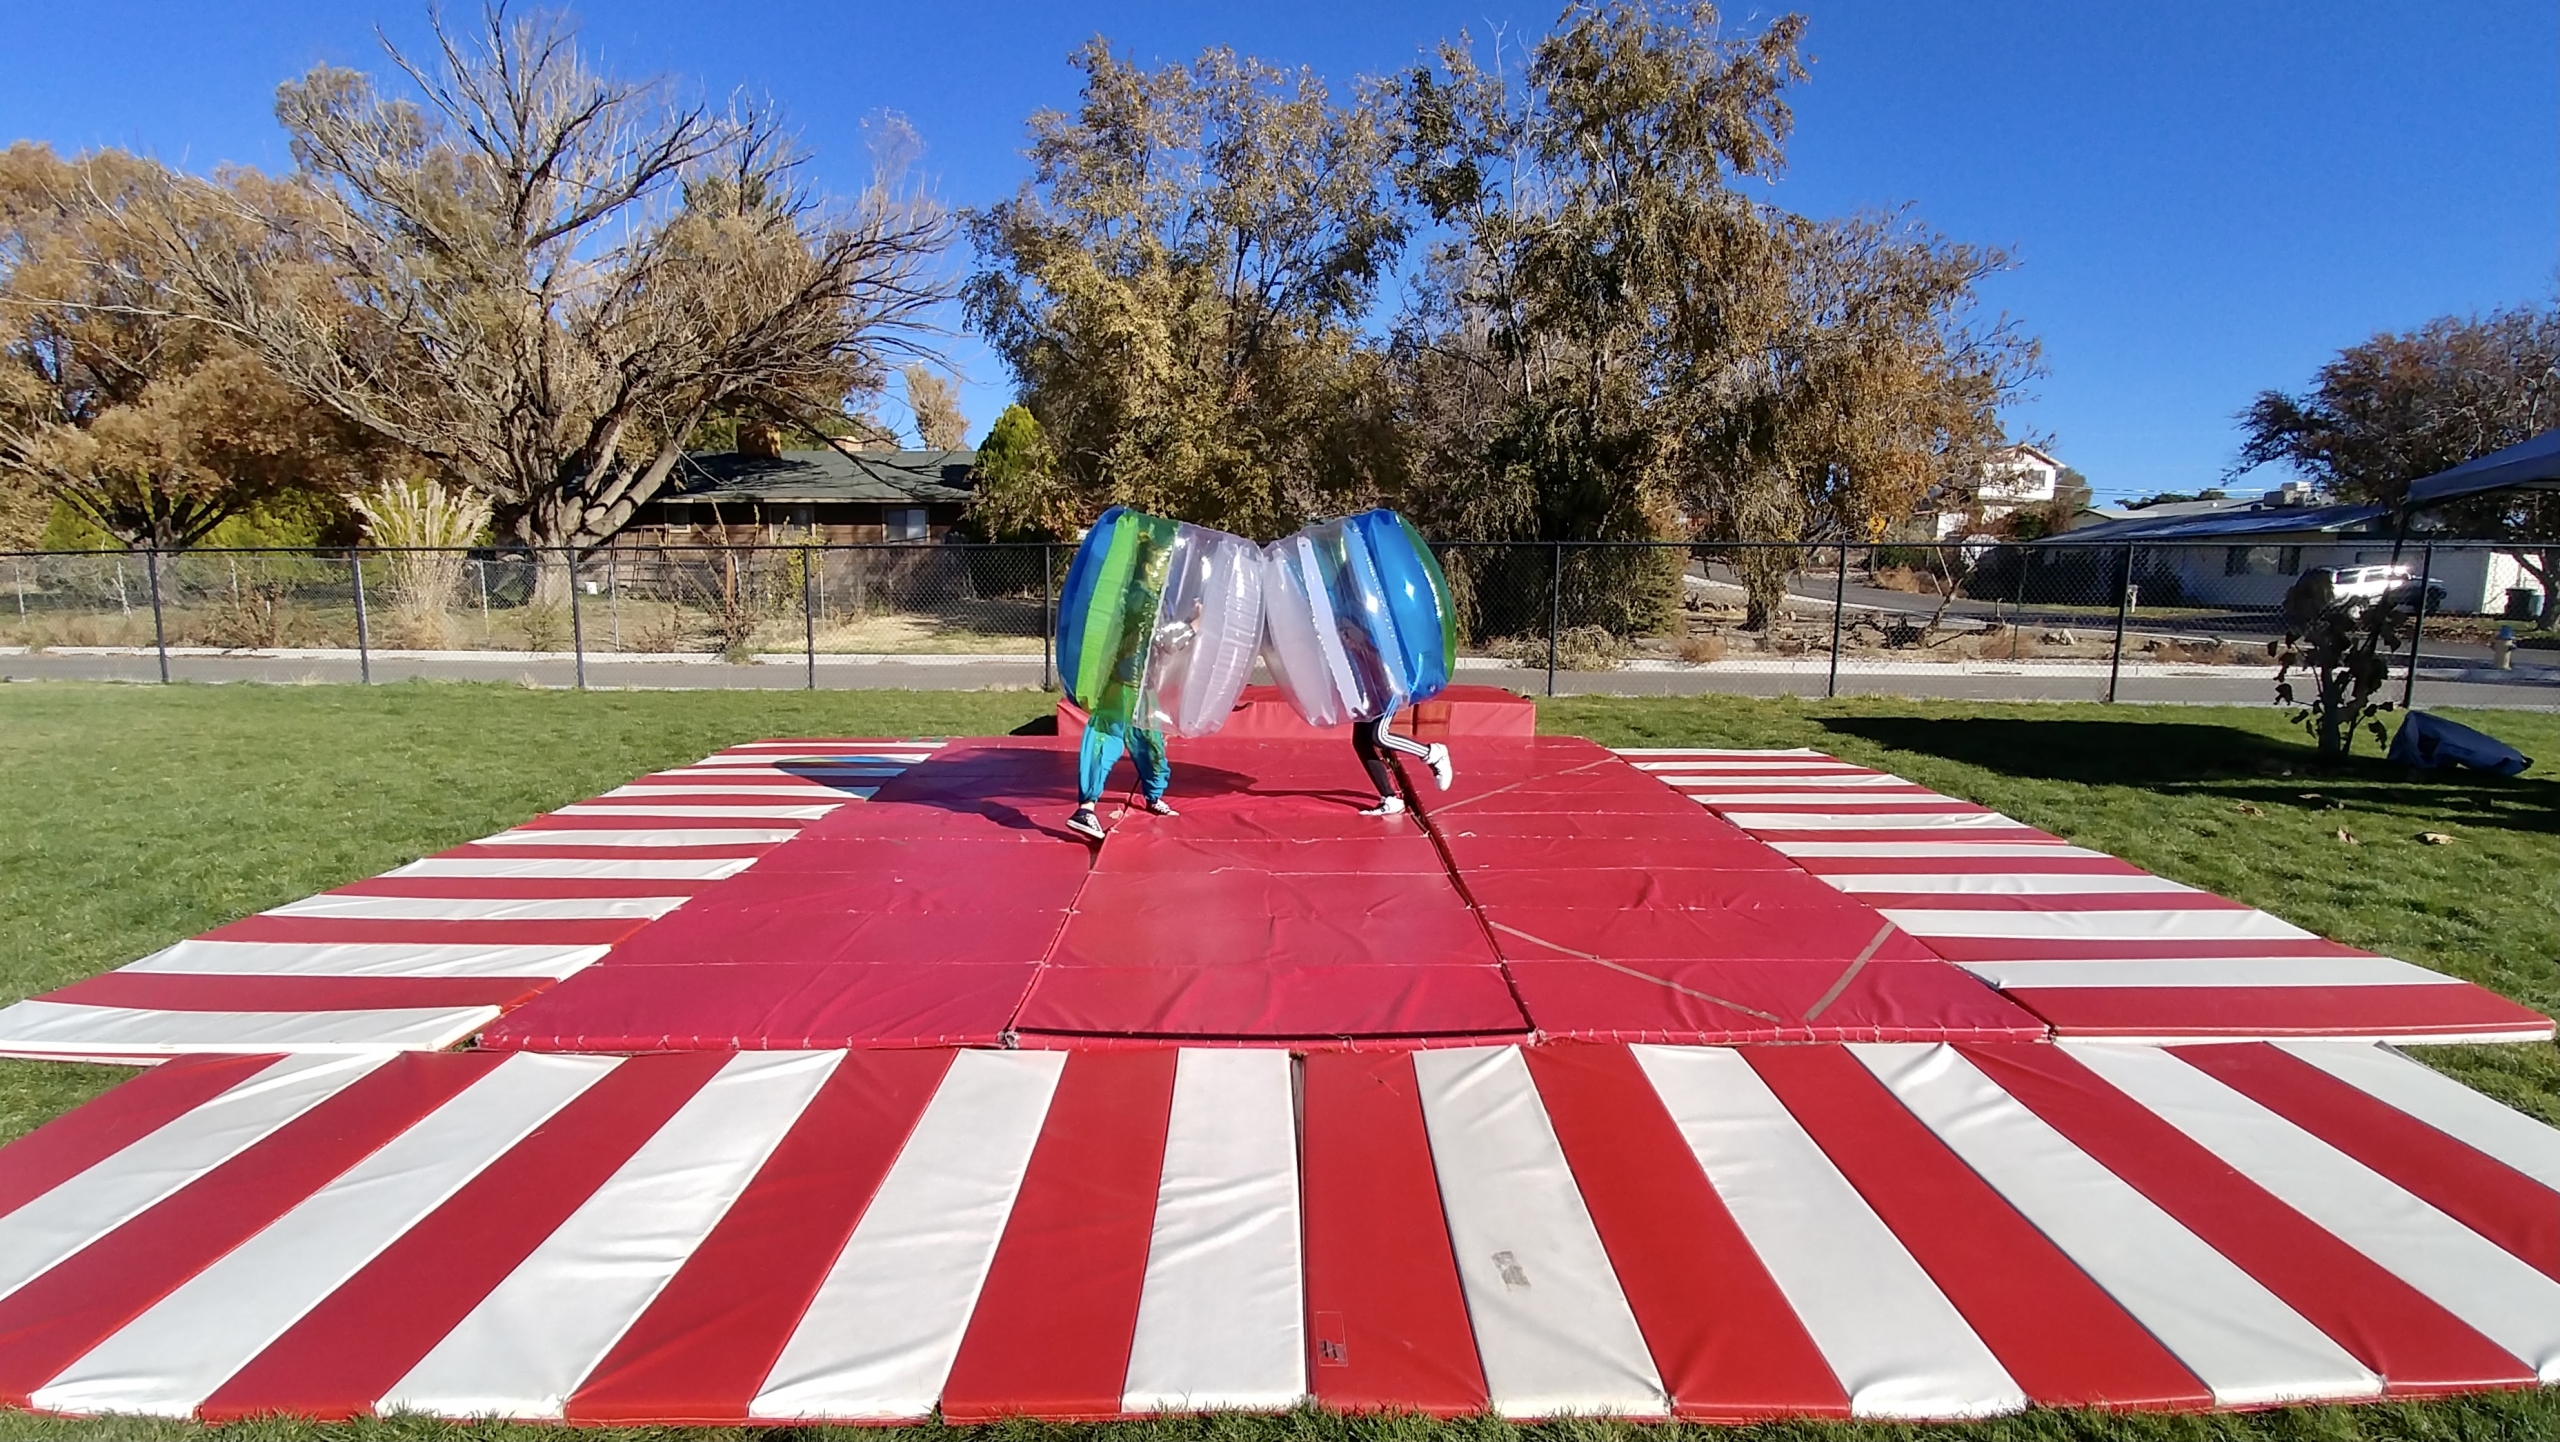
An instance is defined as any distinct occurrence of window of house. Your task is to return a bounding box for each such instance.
[2224,546,2282,577]
[785,504,816,532]
[2280,546,2303,575]
[887,507,928,541]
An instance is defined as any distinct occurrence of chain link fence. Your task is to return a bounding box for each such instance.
[5,538,2553,703]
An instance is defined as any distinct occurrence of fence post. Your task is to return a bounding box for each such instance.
[2105,542,2133,703]
[1546,540,1563,697]
[803,545,817,691]
[566,546,586,690]
[1826,542,1849,699]
[348,552,371,683]
[1041,544,1056,692]
[145,545,169,684]
[606,540,621,652]
[2400,541,2435,712]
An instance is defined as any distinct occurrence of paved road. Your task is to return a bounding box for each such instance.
[9,647,2553,709]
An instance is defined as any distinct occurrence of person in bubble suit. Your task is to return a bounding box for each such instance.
[1064,596,1198,841]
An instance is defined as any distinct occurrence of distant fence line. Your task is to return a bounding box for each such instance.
[4,537,2553,700]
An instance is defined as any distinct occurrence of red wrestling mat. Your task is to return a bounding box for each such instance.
[479,718,2039,1050]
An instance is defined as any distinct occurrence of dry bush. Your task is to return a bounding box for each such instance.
[353,479,491,647]
[2150,638,2240,665]
[1869,566,1935,594]
[1677,632,1728,664]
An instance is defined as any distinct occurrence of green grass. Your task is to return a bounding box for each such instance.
[0,681,2554,1440]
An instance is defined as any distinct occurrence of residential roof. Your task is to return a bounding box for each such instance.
[2037,500,2388,545]
[662,448,978,506]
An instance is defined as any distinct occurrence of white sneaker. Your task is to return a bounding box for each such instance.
[1144,797,1179,817]
[1065,807,1106,841]
[1426,743,1454,791]
[1360,796,1407,817]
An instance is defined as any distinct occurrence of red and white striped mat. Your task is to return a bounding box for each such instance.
[0,742,939,1063]
[1619,749,2552,1044]
[0,1038,2552,1424]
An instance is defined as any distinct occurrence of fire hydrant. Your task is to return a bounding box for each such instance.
[2492,625,2514,670]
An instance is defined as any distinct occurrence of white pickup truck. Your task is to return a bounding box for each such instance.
[2308,564,2448,613]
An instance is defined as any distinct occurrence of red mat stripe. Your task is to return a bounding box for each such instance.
[1958,1042,2532,1394]
[1523,1044,1849,1419]
[567,1050,958,1423]
[333,877,715,900]
[1742,1046,2211,1409]
[1298,1051,1489,1415]
[0,1054,282,1223]
[2007,986,2554,1039]
[197,1052,730,1421]
[0,1052,494,1407]
[937,1050,1178,1422]
[2170,1044,2560,1280]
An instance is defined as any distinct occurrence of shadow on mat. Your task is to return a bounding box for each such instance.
[1818,716,2560,837]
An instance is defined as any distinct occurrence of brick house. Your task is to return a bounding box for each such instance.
[621,441,978,545]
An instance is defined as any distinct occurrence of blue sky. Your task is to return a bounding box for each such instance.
[4,1,2551,501]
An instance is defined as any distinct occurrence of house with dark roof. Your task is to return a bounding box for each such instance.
[2028,490,2531,612]
[622,443,978,546]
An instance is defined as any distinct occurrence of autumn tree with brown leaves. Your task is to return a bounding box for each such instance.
[129,4,948,577]
[0,144,375,548]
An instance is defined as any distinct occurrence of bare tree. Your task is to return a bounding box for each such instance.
[902,362,968,449]
[127,4,949,576]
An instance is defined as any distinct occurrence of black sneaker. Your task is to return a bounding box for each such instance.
[1065,807,1106,841]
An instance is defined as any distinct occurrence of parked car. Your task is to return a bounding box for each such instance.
[2308,564,2447,614]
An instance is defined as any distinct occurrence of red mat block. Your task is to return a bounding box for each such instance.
[2170,1043,2560,1280]
[1523,1045,1850,1419]
[1102,834,1449,875]
[1440,835,1793,871]
[201,1053,731,1421]
[479,963,1036,1050]
[1961,1043,2534,1395]
[1481,906,1937,964]
[1052,888,1493,972]
[1300,1051,1492,1414]
[569,1051,959,1423]
[939,1051,1177,1422]
[572,904,1066,971]
[1506,959,2041,1043]
[746,837,1098,879]
[0,1052,497,1407]
[1460,867,1864,913]
[647,867,1079,918]
[1013,965,1527,1042]
[1746,1047,2212,1410]
[2006,985,2554,1042]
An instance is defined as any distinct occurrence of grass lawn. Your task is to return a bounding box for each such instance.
[0,680,2553,1442]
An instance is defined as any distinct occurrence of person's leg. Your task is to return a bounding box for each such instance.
[1132,729,1176,814]
[1372,713,1456,792]
[1354,716,1407,815]
[1070,724,1126,839]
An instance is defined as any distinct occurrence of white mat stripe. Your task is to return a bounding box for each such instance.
[0,1055,387,1304]
[753,1051,1066,1421]
[1413,1046,1666,1418]
[1824,873,2198,896]
[604,784,875,799]
[122,941,611,980]
[1727,812,2035,832]
[2065,1044,2560,1383]
[477,828,802,848]
[266,895,691,922]
[1775,841,2104,859]
[34,1055,620,1416]
[0,1001,498,1055]
[2274,1042,2560,1193]
[1852,1044,2379,1406]
[553,803,844,821]
[1958,958,2465,989]
[382,1052,845,1418]
[1630,1044,2020,1418]
[1122,1050,1306,1412]
[390,857,758,881]
[1881,909,2317,942]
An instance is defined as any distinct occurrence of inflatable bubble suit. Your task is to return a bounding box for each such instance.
[1259,509,1458,726]
[1055,507,1266,737]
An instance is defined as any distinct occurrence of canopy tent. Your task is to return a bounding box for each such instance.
[2404,428,2560,509]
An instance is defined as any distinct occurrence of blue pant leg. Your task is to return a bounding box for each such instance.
[1130,728,1171,801]
[1077,724,1129,804]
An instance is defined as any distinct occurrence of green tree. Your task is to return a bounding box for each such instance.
[962,403,1074,541]
[2235,302,2560,625]
[964,40,1408,539]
